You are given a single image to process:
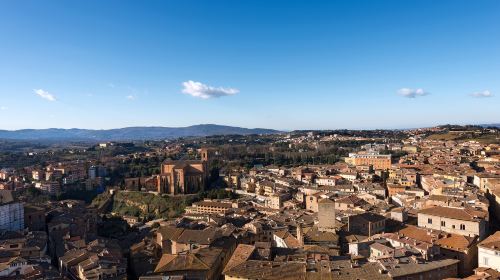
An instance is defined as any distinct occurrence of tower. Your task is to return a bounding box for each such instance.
[318,198,336,233]
[200,147,209,162]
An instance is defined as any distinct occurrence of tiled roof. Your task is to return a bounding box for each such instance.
[224,260,306,280]
[478,231,500,251]
[418,206,487,221]
[155,247,223,273]
[223,244,255,273]
[436,234,476,252]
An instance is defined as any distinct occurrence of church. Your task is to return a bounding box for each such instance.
[156,148,211,195]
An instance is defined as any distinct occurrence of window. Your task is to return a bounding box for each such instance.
[460,224,465,230]
[483,257,489,266]
[428,218,432,224]
[441,221,446,227]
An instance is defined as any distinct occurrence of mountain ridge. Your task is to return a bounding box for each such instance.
[0,124,282,141]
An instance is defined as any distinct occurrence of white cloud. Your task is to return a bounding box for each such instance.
[34,89,56,101]
[470,90,493,98]
[0,106,7,110]
[126,95,135,100]
[398,88,429,98]
[182,80,239,99]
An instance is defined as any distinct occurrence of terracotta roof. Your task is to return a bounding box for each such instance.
[350,212,386,223]
[223,244,255,273]
[418,206,487,221]
[398,225,436,243]
[154,247,223,273]
[478,231,500,251]
[436,234,476,252]
[157,226,185,242]
[224,260,306,280]
[304,226,339,243]
[274,230,301,248]
[399,225,476,252]
[336,195,366,206]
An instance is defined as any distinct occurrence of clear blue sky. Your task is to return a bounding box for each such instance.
[0,0,499,130]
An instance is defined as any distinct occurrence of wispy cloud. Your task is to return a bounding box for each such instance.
[126,95,135,100]
[34,89,56,101]
[470,90,493,98]
[398,88,429,98]
[0,106,7,110]
[182,80,239,99]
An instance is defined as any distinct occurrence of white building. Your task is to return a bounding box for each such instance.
[0,190,24,231]
[478,231,500,271]
[315,177,339,187]
[0,257,29,277]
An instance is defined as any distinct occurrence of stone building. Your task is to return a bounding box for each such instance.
[318,198,336,232]
[157,148,210,195]
[157,160,207,194]
[347,212,386,237]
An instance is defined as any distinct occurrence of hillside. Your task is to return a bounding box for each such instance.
[0,124,281,141]
[426,128,499,144]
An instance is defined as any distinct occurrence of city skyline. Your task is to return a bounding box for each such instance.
[1,0,499,130]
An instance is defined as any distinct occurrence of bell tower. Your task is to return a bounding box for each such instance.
[200,148,209,162]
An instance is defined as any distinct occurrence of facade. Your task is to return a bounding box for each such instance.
[265,194,287,209]
[157,151,209,195]
[88,165,106,179]
[387,183,407,197]
[318,198,336,232]
[478,231,500,271]
[0,190,24,231]
[24,205,45,231]
[390,208,407,222]
[305,193,322,212]
[347,212,386,237]
[35,181,61,195]
[315,176,340,187]
[346,152,391,170]
[0,257,29,277]
[417,206,488,239]
[185,200,233,215]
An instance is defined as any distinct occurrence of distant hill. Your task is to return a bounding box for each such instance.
[480,123,500,128]
[0,124,281,141]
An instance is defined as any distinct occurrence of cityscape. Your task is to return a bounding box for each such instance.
[1,1,500,280]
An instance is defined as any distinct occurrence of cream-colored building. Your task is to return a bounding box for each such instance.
[417,206,488,239]
[185,200,233,215]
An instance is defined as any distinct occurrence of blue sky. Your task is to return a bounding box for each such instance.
[0,0,499,130]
